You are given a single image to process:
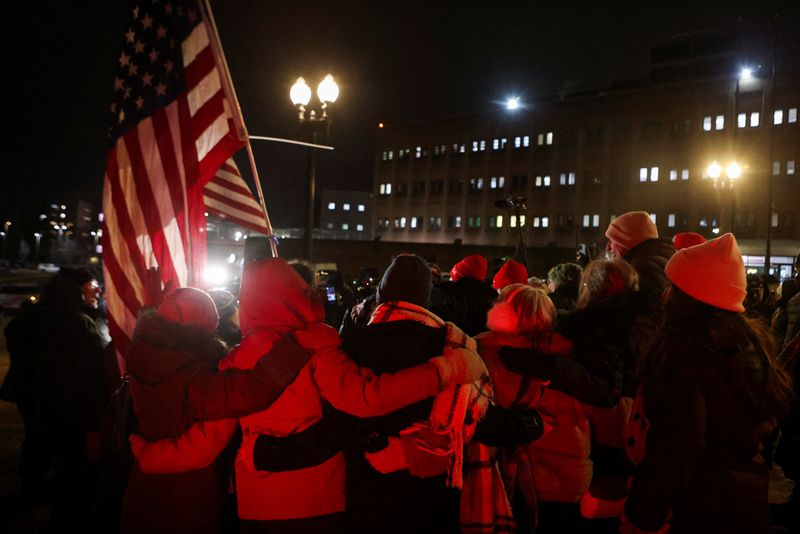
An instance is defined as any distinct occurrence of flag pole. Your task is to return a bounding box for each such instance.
[198,0,278,257]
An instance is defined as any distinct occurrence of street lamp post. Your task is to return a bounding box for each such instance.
[705,160,742,232]
[33,232,42,261]
[290,75,339,262]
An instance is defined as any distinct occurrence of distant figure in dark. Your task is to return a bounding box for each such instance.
[772,253,800,347]
[321,270,355,329]
[428,262,443,284]
[3,268,109,528]
[429,254,497,336]
[208,288,242,347]
[546,262,582,313]
[744,274,774,327]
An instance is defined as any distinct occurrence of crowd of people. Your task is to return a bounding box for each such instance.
[2,210,799,533]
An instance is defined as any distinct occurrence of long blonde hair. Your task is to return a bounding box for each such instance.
[576,259,639,308]
[487,284,556,334]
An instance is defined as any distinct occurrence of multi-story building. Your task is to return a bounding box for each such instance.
[318,189,374,240]
[373,36,800,277]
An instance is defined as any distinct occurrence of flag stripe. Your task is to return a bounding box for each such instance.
[204,206,268,232]
[204,187,265,219]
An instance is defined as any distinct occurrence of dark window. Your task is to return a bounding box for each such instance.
[560,129,577,147]
[449,177,464,194]
[585,127,604,147]
[430,180,444,195]
[642,121,662,142]
[612,124,632,142]
[411,180,426,196]
[395,182,407,197]
[511,175,528,190]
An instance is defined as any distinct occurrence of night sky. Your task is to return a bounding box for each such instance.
[4,0,799,229]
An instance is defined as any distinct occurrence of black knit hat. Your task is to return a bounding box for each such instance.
[208,288,238,319]
[377,254,432,307]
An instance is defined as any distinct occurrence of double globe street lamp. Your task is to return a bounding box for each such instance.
[705,160,742,233]
[290,75,340,262]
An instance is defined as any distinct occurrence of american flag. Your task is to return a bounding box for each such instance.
[204,158,270,234]
[102,0,245,357]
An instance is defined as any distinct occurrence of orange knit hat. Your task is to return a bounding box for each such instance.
[672,232,706,250]
[605,211,658,251]
[665,233,746,312]
[450,254,488,282]
[492,259,529,290]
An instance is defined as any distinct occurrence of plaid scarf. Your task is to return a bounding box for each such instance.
[370,301,516,532]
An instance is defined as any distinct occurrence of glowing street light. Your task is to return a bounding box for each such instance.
[726,162,742,180]
[289,74,340,261]
[707,160,722,179]
[506,97,520,110]
[739,67,753,81]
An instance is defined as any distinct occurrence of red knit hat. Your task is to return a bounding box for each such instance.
[450,254,488,282]
[157,287,219,334]
[605,211,658,251]
[665,233,746,312]
[492,259,529,290]
[672,232,706,250]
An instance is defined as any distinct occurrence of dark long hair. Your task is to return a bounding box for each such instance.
[643,287,793,423]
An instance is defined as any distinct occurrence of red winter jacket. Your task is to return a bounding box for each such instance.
[221,259,441,521]
[478,330,593,504]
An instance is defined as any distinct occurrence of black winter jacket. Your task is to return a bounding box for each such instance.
[429,277,497,336]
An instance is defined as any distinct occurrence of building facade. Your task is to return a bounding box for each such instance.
[372,66,800,276]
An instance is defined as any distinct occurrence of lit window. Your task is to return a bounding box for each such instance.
[668,213,676,228]
[773,161,781,175]
[649,213,657,224]
[544,175,551,186]
[537,133,544,146]
[326,222,334,229]
[699,216,708,228]
[639,168,648,182]
[535,175,542,187]
[592,214,600,227]
[582,214,590,227]
[542,216,549,227]
[788,161,795,175]
[342,223,349,230]
[774,109,784,124]
[669,169,678,181]
[411,217,419,229]
[510,215,518,228]
[715,115,724,130]
[737,113,747,128]
[472,141,479,152]
[356,224,364,232]
[480,140,486,151]
[772,212,779,227]
[400,217,407,229]
[546,132,553,145]
[533,217,541,228]
[681,169,689,180]
[703,116,712,131]
[514,136,522,148]
[789,108,798,123]
[568,172,576,185]
[520,215,526,226]
[327,202,336,210]
[415,146,424,159]
[650,167,659,182]
[750,112,760,127]
[492,138,500,150]
[523,136,530,147]
[343,203,350,211]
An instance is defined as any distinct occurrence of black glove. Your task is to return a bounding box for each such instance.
[473,404,544,446]
[252,402,355,472]
[498,346,556,379]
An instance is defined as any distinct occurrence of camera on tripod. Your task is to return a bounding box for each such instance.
[494,195,527,210]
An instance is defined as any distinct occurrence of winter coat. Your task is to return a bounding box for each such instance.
[782,291,800,350]
[478,331,593,504]
[221,259,441,522]
[429,277,497,337]
[121,310,312,534]
[625,323,779,533]
[549,285,578,313]
[340,318,461,533]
